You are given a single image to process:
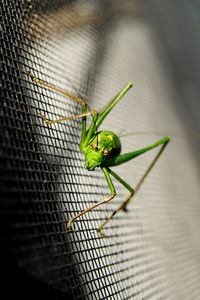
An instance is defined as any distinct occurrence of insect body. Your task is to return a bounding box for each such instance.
[24,71,170,237]
[84,131,121,171]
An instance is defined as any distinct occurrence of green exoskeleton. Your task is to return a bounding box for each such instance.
[24,71,170,236]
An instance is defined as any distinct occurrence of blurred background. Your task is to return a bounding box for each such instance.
[1,0,200,299]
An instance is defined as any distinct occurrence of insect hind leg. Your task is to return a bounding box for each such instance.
[98,139,170,234]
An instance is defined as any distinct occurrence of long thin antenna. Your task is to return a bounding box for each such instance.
[119,130,200,139]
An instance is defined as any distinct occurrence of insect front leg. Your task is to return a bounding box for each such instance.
[67,167,116,233]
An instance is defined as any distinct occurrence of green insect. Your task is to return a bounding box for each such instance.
[24,71,170,237]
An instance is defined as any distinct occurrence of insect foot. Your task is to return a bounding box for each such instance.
[37,113,52,125]
[23,70,33,78]
[66,219,73,232]
[96,224,108,239]
[23,70,40,83]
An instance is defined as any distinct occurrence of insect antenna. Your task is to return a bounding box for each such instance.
[118,130,200,139]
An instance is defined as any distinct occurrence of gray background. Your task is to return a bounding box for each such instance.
[1,0,200,299]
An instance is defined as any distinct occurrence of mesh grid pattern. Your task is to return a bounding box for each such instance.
[1,1,200,299]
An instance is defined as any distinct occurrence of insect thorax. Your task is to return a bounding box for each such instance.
[84,131,121,170]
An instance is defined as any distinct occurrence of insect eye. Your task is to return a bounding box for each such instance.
[102,149,109,156]
[91,144,98,151]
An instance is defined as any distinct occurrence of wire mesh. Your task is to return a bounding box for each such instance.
[1,1,200,299]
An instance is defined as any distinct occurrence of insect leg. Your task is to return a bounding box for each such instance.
[104,136,170,167]
[95,82,133,129]
[82,82,133,147]
[67,167,116,232]
[24,70,99,148]
[37,110,97,125]
[97,168,134,235]
[24,70,85,105]
[99,138,170,232]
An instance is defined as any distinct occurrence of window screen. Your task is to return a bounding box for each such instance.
[1,1,200,299]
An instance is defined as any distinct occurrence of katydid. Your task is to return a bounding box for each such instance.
[24,71,170,236]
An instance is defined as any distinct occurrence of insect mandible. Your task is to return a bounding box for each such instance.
[24,71,170,237]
